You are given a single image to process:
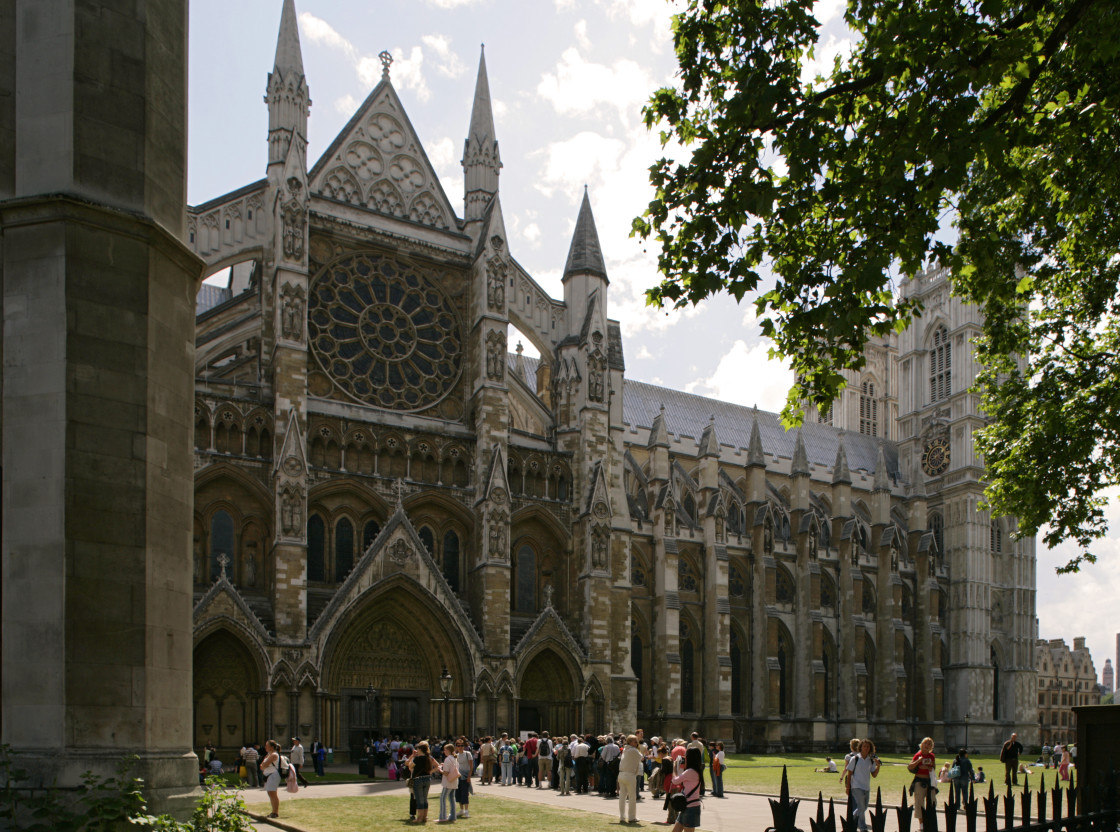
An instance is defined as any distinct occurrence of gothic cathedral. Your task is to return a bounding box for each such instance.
[189,0,1036,760]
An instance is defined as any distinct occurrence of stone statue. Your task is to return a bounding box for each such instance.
[890,546,899,572]
[245,550,257,588]
[808,525,819,560]
[281,178,306,260]
[486,330,506,381]
[763,518,774,555]
[543,583,554,608]
[280,283,304,341]
[486,256,506,312]
[281,486,303,537]
[591,526,608,569]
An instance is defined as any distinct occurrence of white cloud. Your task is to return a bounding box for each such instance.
[1039,489,1120,681]
[537,48,656,127]
[812,0,847,25]
[427,136,456,171]
[299,12,358,61]
[534,131,627,198]
[421,34,466,78]
[635,345,653,360]
[424,0,484,7]
[334,94,359,115]
[801,33,855,86]
[388,46,431,101]
[574,19,591,51]
[523,223,542,244]
[686,339,794,413]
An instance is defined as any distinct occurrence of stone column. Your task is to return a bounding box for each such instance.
[0,0,201,814]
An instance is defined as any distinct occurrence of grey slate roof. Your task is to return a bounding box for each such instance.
[623,380,901,483]
[196,283,232,316]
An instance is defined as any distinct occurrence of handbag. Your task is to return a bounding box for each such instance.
[670,782,698,812]
[286,768,299,793]
[948,765,961,780]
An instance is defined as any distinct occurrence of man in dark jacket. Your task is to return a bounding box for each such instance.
[1000,733,1023,786]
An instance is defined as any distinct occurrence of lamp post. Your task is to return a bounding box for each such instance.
[440,666,453,739]
[964,713,970,751]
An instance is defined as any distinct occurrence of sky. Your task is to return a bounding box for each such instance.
[187,0,1117,683]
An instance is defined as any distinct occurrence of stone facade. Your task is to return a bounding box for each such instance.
[1036,637,1101,746]
[188,0,1037,760]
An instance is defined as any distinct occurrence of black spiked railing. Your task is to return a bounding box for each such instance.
[768,766,804,832]
[805,768,1118,832]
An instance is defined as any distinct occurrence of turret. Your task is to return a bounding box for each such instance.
[872,442,891,525]
[462,46,501,222]
[562,188,609,334]
[266,0,310,168]
[647,405,670,483]
[790,428,810,512]
[697,416,720,493]
[745,412,767,501]
[831,433,851,519]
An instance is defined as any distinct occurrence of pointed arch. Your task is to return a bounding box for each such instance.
[195,460,274,506]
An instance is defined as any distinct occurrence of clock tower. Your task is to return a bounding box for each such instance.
[895,266,1037,749]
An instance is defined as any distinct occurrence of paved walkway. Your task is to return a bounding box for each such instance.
[239,773,920,832]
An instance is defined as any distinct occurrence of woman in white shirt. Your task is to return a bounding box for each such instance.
[260,739,282,818]
[439,743,461,822]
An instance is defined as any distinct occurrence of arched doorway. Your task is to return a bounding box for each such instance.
[518,648,577,734]
[193,629,263,756]
[322,582,472,760]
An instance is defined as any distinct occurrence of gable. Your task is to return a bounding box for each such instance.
[309,80,459,232]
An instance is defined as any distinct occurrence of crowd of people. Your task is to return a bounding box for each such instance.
[353,729,723,828]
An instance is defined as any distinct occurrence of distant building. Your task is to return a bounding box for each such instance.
[1103,658,1114,693]
[1037,637,1101,745]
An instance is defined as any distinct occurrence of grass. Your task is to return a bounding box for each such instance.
[720,754,1075,803]
[244,794,648,832]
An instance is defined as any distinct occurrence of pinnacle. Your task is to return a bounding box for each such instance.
[273,0,305,78]
[563,189,608,282]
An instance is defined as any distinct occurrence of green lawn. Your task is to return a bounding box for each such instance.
[245,795,647,832]
[720,754,1074,803]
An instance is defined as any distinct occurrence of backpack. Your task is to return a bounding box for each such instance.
[278,755,290,777]
[501,746,512,763]
[557,745,571,765]
[540,739,551,757]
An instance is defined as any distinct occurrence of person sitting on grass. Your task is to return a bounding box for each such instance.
[817,757,839,773]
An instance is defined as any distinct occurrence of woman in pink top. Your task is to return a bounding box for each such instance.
[669,746,705,832]
[438,743,460,823]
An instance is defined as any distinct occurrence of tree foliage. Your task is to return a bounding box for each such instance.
[635,0,1120,569]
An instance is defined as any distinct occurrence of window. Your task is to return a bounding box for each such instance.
[443,530,460,593]
[678,557,698,592]
[335,518,354,580]
[515,544,536,613]
[362,520,380,552]
[817,404,832,425]
[210,510,234,581]
[990,521,1002,553]
[730,629,742,713]
[307,515,325,582]
[930,513,944,558]
[992,646,1001,720]
[930,325,952,402]
[680,621,696,713]
[778,632,790,716]
[859,380,878,436]
[418,526,435,557]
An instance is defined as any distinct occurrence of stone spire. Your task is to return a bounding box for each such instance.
[266,0,310,166]
[746,412,766,467]
[273,0,304,78]
[873,441,890,492]
[563,187,608,282]
[699,415,719,458]
[462,45,501,221]
[791,428,809,475]
[648,405,669,449]
[832,433,851,485]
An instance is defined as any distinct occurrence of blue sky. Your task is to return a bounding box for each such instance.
[187,0,1117,684]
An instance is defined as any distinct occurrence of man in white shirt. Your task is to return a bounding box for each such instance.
[617,734,643,823]
[290,737,309,786]
[844,739,881,832]
[573,735,591,794]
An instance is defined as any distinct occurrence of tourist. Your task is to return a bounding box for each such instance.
[456,739,473,817]
[1000,732,1024,786]
[711,741,726,797]
[260,739,282,819]
[479,736,496,785]
[618,734,643,824]
[952,748,974,805]
[816,757,838,773]
[537,731,553,788]
[409,740,436,824]
[574,735,591,793]
[600,734,620,796]
[909,737,937,832]
[1059,746,1072,781]
[938,762,953,783]
[844,739,881,832]
[558,735,574,795]
[523,732,539,787]
[290,737,309,787]
[669,746,705,832]
[438,743,460,823]
[975,766,986,783]
[499,736,514,786]
[241,743,259,788]
[311,737,326,777]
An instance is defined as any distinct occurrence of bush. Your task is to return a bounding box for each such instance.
[0,746,253,831]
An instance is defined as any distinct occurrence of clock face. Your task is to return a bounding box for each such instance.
[922,436,951,476]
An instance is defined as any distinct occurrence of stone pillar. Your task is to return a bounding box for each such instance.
[0,0,200,814]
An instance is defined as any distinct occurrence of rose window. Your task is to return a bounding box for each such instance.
[308,252,462,411]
